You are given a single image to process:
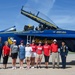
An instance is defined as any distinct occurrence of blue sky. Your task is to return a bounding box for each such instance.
[0,0,75,31]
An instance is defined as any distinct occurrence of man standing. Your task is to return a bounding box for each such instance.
[60,41,68,69]
[51,39,59,69]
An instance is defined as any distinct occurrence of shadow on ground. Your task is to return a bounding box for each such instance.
[0,60,75,65]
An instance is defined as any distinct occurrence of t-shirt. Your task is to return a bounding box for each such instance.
[3,45,10,56]
[25,46,32,57]
[51,43,58,52]
[36,46,43,54]
[10,44,18,53]
[30,44,37,52]
[43,45,51,56]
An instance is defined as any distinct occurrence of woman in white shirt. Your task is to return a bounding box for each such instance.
[25,42,32,69]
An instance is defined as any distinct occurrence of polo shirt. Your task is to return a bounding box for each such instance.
[43,45,51,56]
[51,43,58,52]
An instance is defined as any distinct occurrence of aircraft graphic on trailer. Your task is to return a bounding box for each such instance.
[0,6,75,52]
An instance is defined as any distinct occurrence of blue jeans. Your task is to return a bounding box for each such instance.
[61,55,66,68]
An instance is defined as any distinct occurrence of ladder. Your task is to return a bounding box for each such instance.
[27,36,35,44]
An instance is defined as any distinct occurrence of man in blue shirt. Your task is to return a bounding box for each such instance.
[60,41,68,69]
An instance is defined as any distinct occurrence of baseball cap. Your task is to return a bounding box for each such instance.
[13,40,16,42]
[26,42,30,45]
[53,39,57,42]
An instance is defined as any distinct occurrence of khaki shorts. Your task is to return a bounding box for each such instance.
[36,54,43,59]
[26,57,31,61]
[31,52,36,57]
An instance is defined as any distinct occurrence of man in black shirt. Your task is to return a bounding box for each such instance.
[60,41,68,69]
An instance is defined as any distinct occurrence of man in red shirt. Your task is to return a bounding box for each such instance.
[43,41,51,69]
[51,39,59,69]
[36,41,43,68]
[30,40,37,68]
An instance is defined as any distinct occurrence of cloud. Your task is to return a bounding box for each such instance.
[25,0,56,15]
[18,0,56,30]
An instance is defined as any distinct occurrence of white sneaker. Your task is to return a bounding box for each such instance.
[22,67,24,69]
[20,67,21,69]
[14,67,16,69]
[31,66,34,68]
[12,67,15,70]
[20,67,24,69]
[26,66,30,69]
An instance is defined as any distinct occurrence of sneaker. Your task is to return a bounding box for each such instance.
[20,67,21,69]
[31,66,34,69]
[21,67,24,69]
[12,67,15,70]
[45,66,48,69]
[53,67,55,69]
[14,67,16,69]
[39,66,41,68]
[36,66,39,69]
[26,66,30,69]
[3,67,6,69]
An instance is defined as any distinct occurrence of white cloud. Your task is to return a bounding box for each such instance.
[20,0,56,29]
[25,0,56,15]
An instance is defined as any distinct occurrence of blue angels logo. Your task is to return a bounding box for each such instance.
[8,37,14,45]
[34,38,53,44]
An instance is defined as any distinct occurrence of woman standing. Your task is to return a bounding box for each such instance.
[18,40,25,69]
[30,40,37,68]
[25,42,32,69]
[2,41,10,69]
[43,41,51,69]
[10,40,18,69]
[36,41,43,68]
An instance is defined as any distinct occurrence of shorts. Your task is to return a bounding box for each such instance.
[26,57,31,61]
[11,53,18,59]
[3,55,9,64]
[31,52,36,57]
[36,54,43,59]
[44,55,49,62]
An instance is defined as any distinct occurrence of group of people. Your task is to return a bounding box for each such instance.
[0,39,68,69]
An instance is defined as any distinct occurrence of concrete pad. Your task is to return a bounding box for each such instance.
[0,54,75,75]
